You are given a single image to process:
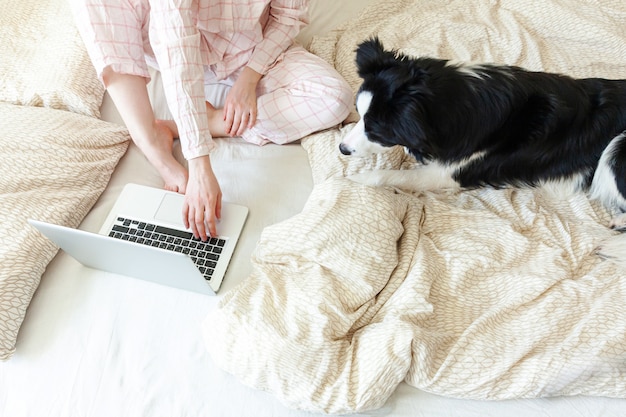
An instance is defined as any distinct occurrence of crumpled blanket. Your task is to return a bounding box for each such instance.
[203,0,626,413]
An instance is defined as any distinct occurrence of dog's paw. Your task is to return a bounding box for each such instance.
[609,213,626,231]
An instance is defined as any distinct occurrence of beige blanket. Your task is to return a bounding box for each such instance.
[0,104,129,360]
[204,0,626,413]
[0,0,128,360]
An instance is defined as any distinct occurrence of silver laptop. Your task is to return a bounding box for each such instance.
[29,183,248,295]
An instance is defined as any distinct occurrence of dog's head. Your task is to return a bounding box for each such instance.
[339,37,436,161]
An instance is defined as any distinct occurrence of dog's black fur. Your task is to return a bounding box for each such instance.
[340,37,626,262]
[342,37,626,190]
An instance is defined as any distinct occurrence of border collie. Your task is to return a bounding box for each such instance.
[340,37,626,263]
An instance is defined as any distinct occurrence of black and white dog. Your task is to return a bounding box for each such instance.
[340,37,626,261]
[339,38,626,258]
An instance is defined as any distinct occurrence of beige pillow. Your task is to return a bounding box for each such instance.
[0,0,104,118]
[0,103,130,360]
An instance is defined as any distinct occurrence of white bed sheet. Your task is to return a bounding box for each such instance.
[1,0,625,415]
[3,97,624,417]
[3,140,318,417]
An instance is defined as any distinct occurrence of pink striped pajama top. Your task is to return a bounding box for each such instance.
[71,0,352,160]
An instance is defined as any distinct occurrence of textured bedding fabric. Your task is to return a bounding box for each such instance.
[0,104,129,360]
[0,0,105,118]
[206,143,626,413]
[310,0,626,123]
[0,0,126,360]
[204,0,626,413]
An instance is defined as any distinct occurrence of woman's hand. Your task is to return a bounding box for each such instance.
[183,155,222,240]
[223,66,262,136]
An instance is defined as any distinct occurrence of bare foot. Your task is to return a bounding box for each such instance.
[148,103,227,193]
[147,120,188,193]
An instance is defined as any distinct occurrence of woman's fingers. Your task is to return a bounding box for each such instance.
[223,105,235,136]
[223,104,256,136]
[235,112,250,136]
[248,107,257,129]
[183,197,217,241]
[195,203,208,241]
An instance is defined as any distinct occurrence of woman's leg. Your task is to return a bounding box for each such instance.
[156,102,228,140]
[102,68,188,192]
[241,46,353,145]
[73,0,204,192]
[150,46,352,147]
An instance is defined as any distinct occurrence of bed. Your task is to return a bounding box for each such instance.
[1,0,625,416]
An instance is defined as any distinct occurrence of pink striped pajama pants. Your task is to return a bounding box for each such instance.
[207,46,353,145]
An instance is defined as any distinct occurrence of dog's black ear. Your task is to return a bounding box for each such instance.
[355,36,398,78]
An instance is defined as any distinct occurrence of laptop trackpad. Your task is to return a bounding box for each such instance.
[154,193,185,226]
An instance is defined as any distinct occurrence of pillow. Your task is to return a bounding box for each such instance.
[0,103,130,360]
[0,0,104,118]
[295,0,375,48]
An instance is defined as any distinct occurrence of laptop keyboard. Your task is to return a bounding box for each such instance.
[107,217,225,281]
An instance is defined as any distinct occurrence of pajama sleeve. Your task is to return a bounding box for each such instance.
[247,0,309,75]
[69,0,151,81]
[149,0,215,160]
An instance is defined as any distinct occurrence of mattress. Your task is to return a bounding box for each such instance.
[1,0,625,416]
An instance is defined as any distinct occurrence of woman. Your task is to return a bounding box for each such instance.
[71,0,352,240]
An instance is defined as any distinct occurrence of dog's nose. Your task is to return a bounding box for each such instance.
[339,143,353,155]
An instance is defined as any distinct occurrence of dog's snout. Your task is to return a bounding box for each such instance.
[339,143,353,155]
